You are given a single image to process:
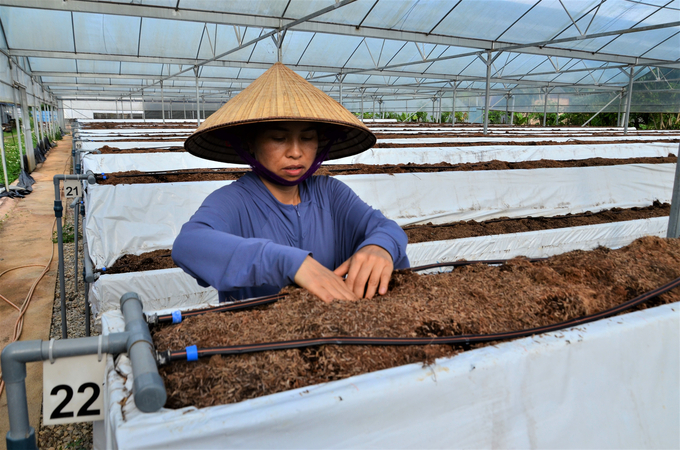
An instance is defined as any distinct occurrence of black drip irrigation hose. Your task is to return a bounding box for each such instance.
[156,275,680,365]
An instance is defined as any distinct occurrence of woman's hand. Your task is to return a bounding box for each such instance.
[334,245,394,299]
[294,255,359,303]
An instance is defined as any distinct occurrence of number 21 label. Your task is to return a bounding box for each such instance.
[43,354,106,425]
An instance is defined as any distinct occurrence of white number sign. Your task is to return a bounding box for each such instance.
[63,179,82,198]
[43,354,106,425]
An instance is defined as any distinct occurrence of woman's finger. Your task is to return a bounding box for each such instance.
[378,264,392,296]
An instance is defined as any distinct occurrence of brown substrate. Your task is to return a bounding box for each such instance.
[101,202,670,275]
[97,155,677,185]
[97,145,185,154]
[152,236,680,409]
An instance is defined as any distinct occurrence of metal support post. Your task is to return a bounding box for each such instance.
[170,101,173,120]
[194,66,201,126]
[510,96,515,125]
[2,292,166,450]
[1,123,10,193]
[161,81,165,124]
[617,90,623,127]
[360,89,364,122]
[542,87,549,127]
[555,94,560,126]
[482,50,492,135]
[53,172,96,339]
[142,94,146,122]
[339,76,343,107]
[11,99,24,171]
[623,67,634,135]
[452,84,457,126]
[668,143,680,238]
[115,100,118,119]
[183,100,186,120]
[129,94,133,119]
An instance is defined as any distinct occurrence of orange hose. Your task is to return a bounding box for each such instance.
[0,218,57,397]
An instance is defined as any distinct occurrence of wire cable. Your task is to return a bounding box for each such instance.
[157,274,680,365]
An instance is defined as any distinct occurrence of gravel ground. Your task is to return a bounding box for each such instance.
[38,200,96,450]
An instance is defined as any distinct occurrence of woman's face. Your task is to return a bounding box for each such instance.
[251,122,319,183]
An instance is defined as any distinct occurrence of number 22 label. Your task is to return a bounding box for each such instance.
[43,354,106,425]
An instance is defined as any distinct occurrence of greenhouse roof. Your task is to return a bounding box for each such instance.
[0,0,678,103]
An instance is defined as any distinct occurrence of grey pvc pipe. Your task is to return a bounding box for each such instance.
[2,293,166,449]
[53,172,97,339]
[120,292,167,412]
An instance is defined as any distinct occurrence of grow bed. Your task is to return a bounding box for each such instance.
[100,202,670,275]
[151,236,680,409]
[375,135,680,147]
[96,145,185,153]
[95,156,677,185]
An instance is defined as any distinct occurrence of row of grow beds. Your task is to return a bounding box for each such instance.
[67,119,679,449]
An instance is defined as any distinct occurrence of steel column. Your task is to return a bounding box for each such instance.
[483,50,492,135]
[623,67,634,134]
[452,84,457,126]
[194,66,201,126]
[668,143,680,238]
[510,96,515,125]
[161,81,165,124]
[542,87,549,127]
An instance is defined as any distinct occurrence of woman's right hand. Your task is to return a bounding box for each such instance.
[294,256,359,303]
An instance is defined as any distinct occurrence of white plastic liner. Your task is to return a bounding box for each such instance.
[97,302,680,449]
[378,135,680,144]
[80,141,184,151]
[83,143,675,174]
[86,180,232,268]
[82,153,246,173]
[89,268,217,317]
[407,217,669,268]
[333,142,676,165]
[88,218,669,316]
[85,164,675,268]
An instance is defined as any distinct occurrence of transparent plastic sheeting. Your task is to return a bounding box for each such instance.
[84,164,676,268]
[87,217,669,316]
[94,302,680,450]
[82,143,676,174]
[79,135,680,151]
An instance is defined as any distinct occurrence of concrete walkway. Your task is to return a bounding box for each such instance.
[0,135,72,448]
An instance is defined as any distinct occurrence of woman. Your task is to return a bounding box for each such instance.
[174,63,409,303]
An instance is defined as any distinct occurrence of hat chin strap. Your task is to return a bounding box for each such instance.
[227,133,340,187]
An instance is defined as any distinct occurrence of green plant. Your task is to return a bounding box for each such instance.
[52,221,81,244]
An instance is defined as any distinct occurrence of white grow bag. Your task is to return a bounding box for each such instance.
[84,164,676,269]
[95,302,680,449]
[82,142,676,174]
[88,217,670,316]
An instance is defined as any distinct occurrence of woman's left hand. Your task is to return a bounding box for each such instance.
[334,245,394,299]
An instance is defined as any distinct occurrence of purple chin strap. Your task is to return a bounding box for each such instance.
[226,131,341,187]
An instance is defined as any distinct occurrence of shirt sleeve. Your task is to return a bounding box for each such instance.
[172,189,310,292]
[326,177,410,269]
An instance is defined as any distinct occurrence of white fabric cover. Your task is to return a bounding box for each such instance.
[89,268,217,317]
[80,141,184,151]
[378,135,680,144]
[98,302,680,449]
[85,164,675,268]
[85,180,232,268]
[82,143,676,173]
[82,153,246,173]
[88,218,668,316]
[407,217,669,268]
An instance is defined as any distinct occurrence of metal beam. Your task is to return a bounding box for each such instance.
[5,0,680,68]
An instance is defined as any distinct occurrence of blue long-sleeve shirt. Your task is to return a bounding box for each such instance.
[172,172,409,302]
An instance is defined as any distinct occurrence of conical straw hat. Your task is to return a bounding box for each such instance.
[184,62,376,164]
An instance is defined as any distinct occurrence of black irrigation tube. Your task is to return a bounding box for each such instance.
[157,274,680,365]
